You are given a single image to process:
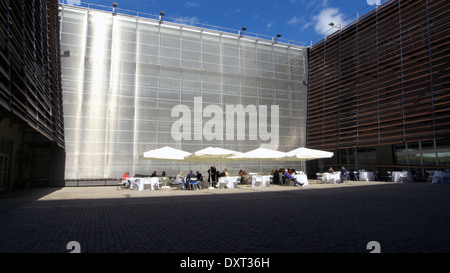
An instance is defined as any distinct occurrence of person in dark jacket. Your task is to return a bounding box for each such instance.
[340,166,349,182]
[272,169,280,184]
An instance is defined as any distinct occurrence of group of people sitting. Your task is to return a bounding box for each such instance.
[326,166,350,182]
[175,170,204,190]
[150,170,167,177]
[121,170,169,188]
[122,166,306,190]
[271,168,304,186]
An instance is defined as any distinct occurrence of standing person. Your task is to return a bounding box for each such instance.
[196,171,203,189]
[272,169,280,184]
[340,166,349,182]
[176,171,186,190]
[208,166,217,187]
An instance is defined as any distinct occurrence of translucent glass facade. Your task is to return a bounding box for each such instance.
[60,5,308,180]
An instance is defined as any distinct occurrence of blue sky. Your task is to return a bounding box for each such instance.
[62,0,386,45]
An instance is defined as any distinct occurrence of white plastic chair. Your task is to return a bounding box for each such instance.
[387,171,392,182]
[117,178,127,190]
[432,172,443,184]
[399,172,409,183]
[253,177,262,188]
[426,171,434,183]
[316,173,324,184]
[353,171,359,181]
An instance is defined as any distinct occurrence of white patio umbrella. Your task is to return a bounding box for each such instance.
[184,147,241,189]
[140,146,192,161]
[229,147,287,161]
[139,146,192,188]
[184,147,241,162]
[283,147,334,161]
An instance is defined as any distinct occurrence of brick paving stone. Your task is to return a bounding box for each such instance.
[0,182,449,254]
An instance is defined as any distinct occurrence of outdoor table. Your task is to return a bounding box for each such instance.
[217,176,239,189]
[392,171,413,183]
[138,177,160,191]
[323,172,340,183]
[294,174,309,185]
[431,171,450,184]
[252,175,271,187]
[359,171,374,181]
[127,177,138,189]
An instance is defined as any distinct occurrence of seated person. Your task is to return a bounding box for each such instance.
[175,171,186,190]
[328,167,334,173]
[151,171,158,177]
[284,170,303,186]
[238,169,243,183]
[186,170,196,181]
[240,170,250,184]
[122,171,130,188]
[186,170,196,189]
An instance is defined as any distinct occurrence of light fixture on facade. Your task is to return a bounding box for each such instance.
[239,27,247,37]
[329,22,342,30]
[272,33,282,44]
[112,2,118,16]
[159,11,165,24]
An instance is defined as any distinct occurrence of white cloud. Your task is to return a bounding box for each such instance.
[287,16,300,25]
[306,0,329,11]
[313,7,344,34]
[184,1,201,8]
[301,22,312,30]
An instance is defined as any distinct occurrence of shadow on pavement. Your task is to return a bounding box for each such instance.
[1,182,449,253]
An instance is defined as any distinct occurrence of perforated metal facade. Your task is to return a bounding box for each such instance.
[59,5,309,180]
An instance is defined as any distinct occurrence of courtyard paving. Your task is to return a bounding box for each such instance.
[1,181,449,255]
